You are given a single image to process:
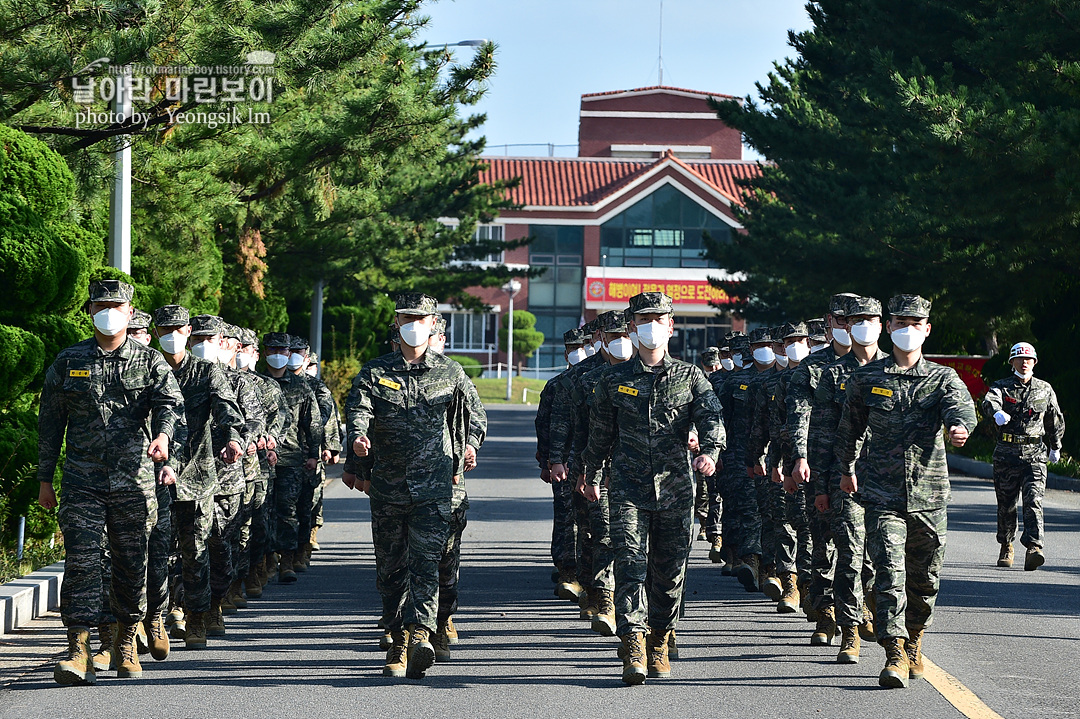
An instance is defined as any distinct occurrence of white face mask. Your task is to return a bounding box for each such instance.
[584,343,596,357]
[266,353,289,369]
[605,337,633,360]
[593,340,603,354]
[774,354,789,368]
[306,365,319,377]
[810,343,829,353]
[890,325,927,352]
[629,331,639,348]
[831,327,852,347]
[286,353,306,370]
[785,342,810,362]
[567,348,587,366]
[635,321,670,350]
[235,352,253,370]
[190,340,218,363]
[733,355,745,369]
[1013,369,1033,381]
[752,346,775,365]
[158,331,188,354]
[93,308,129,336]
[398,321,430,348]
[850,321,882,346]
[720,357,735,371]
[131,333,152,346]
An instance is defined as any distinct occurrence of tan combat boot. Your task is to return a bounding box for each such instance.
[309,526,321,551]
[762,564,783,601]
[383,628,409,677]
[261,554,275,585]
[379,629,393,650]
[220,593,237,616]
[879,637,909,688]
[278,550,298,583]
[406,625,436,679]
[244,566,263,599]
[736,554,760,593]
[135,620,149,654]
[433,622,451,661]
[143,611,170,661]
[444,616,459,645]
[1025,546,1045,571]
[557,570,584,602]
[906,627,925,680]
[811,605,837,646]
[620,633,647,685]
[91,622,115,672]
[836,625,860,664]
[997,542,1014,567]
[206,602,226,637]
[667,630,679,660]
[113,623,143,678]
[591,589,616,636]
[778,572,800,613]
[185,611,208,649]
[646,629,671,678]
[54,628,96,685]
[580,587,599,621]
[166,606,185,640]
[859,601,876,641]
[226,578,247,609]
[293,543,310,573]
[709,536,724,563]
[697,525,707,542]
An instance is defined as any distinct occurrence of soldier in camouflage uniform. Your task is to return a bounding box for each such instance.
[127,309,153,346]
[250,332,289,589]
[983,342,1065,571]
[263,332,324,583]
[345,292,478,680]
[38,280,185,684]
[581,292,724,685]
[151,306,246,649]
[807,297,886,660]
[695,347,721,540]
[836,294,977,689]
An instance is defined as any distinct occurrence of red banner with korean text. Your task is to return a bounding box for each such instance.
[926,355,990,400]
[586,277,732,305]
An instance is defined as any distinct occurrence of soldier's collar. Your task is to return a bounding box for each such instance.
[883,356,930,377]
[633,352,673,374]
[392,349,438,371]
[97,335,138,359]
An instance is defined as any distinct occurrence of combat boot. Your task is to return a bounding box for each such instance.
[244,567,263,599]
[557,570,584,602]
[206,602,226,637]
[433,622,451,661]
[778,573,800,613]
[379,629,393,650]
[581,587,599,621]
[646,629,671,678]
[293,543,310,573]
[185,611,208,649]
[113,623,143,679]
[406,625,436,679]
[836,625,860,664]
[879,637,909,688]
[697,525,707,542]
[667,630,679,660]
[736,554,760,593]
[800,580,819,622]
[143,611,170,661]
[55,628,96,685]
[721,546,736,576]
[997,542,1014,567]
[310,526,321,551]
[762,564,782,601]
[620,633,647,685]
[167,608,186,640]
[262,553,276,584]
[226,579,247,609]
[811,605,836,646]
[709,537,724,563]
[278,550,298,583]
[383,628,409,677]
[906,627,925,680]
[220,594,237,616]
[1024,546,1045,571]
[135,621,149,654]
[859,602,876,642]
[91,623,115,671]
[444,616,459,644]
[591,590,616,637]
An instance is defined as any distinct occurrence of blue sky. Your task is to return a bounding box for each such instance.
[418,0,814,156]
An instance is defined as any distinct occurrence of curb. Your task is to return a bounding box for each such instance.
[0,560,64,637]
[947,454,1080,493]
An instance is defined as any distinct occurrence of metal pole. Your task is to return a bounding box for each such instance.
[310,278,324,358]
[16,516,26,561]
[108,70,132,274]
[505,292,514,401]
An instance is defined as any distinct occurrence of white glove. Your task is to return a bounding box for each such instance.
[1049,449,1061,464]
[993,410,1010,426]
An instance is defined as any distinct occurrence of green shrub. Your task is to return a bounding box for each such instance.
[448,354,483,378]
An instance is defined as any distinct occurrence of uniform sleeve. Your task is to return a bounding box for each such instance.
[807,369,839,497]
[1045,385,1066,450]
[345,366,375,448]
[939,368,977,433]
[323,396,343,454]
[981,384,1005,417]
[463,377,487,449]
[746,381,770,469]
[313,381,335,436]
[836,372,869,478]
[581,378,616,487]
[237,375,265,447]
[547,381,573,465]
[208,365,245,448]
[36,359,67,484]
[268,383,288,440]
[534,382,555,467]
[300,386,324,460]
[785,362,815,460]
[690,369,725,463]
[148,355,185,443]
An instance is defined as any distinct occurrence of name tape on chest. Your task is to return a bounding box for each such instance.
[738,384,749,391]
[69,370,90,378]
[617,385,639,397]
[871,386,893,398]
[378,377,402,391]
[1004,396,1018,404]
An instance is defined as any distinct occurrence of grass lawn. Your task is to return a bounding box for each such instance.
[472,377,548,405]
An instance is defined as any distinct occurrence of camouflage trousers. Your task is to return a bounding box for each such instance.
[993,447,1046,549]
[694,471,710,523]
[171,494,214,614]
[865,505,947,641]
[208,492,243,602]
[806,483,836,611]
[437,500,469,627]
[234,480,257,580]
[702,471,724,541]
[720,466,761,559]
[611,500,694,636]
[297,467,321,550]
[247,479,270,571]
[550,479,578,575]
[145,483,173,619]
[59,484,156,628]
[581,481,614,592]
[371,497,452,633]
[829,489,875,628]
[775,484,812,583]
[757,472,780,569]
[273,465,307,552]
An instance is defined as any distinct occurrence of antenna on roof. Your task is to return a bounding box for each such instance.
[658,0,664,86]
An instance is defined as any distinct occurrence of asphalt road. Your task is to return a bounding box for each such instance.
[1,405,1077,718]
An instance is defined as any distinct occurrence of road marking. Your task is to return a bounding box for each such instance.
[923,656,1007,719]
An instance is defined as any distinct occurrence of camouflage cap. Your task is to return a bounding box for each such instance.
[748,326,773,345]
[807,319,827,343]
[829,292,858,317]
[780,321,809,339]
[628,291,674,315]
[431,314,446,336]
[240,328,258,347]
[128,309,152,330]
[222,323,242,340]
[847,295,883,317]
[701,347,720,365]
[393,292,438,316]
[888,293,931,318]
[729,332,750,352]
[770,327,784,343]
[191,314,224,337]
[89,279,134,304]
[263,331,291,348]
[289,335,309,351]
[308,351,319,365]
[563,327,587,346]
[153,305,190,327]
[598,309,630,334]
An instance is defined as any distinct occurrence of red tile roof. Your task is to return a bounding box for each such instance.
[581,85,740,101]
[478,155,761,208]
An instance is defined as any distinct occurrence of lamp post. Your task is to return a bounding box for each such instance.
[503,278,521,401]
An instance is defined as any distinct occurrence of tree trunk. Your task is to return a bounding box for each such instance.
[516,360,523,377]
[982,320,999,356]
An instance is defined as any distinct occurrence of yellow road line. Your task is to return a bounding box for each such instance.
[923,655,1007,719]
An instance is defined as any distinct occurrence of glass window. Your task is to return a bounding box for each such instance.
[529,226,584,312]
[445,312,496,351]
[600,187,731,267]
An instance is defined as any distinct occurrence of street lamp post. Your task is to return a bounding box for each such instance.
[503,279,521,401]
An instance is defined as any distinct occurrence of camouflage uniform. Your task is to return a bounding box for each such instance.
[743,329,780,575]
[982,373,1065,550]
[581,293,725,636]
[836,295,977,641]
[37,280,185,629]
[345,293,476,633]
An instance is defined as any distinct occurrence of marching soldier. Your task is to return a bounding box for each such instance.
[127,310,153,346]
